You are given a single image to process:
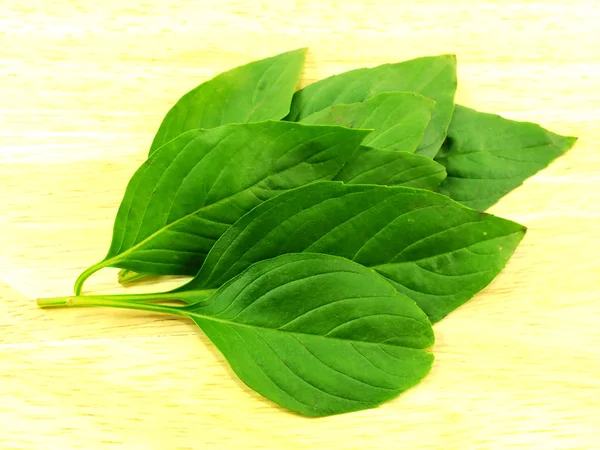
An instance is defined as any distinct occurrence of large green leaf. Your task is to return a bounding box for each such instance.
[119,49,307,286]
[149,48,306,155]
[187,182,526,322]
[75,122,370,294]
[191,253,434,417]
[286,55,457,157]
[299,92,434,153]
[43,253,434,417]
[118,91,441,286]
[334,146,446,190]
[435,105,577,210]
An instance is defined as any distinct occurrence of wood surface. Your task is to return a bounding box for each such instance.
[1,0,599,448]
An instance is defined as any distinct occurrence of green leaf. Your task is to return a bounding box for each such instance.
[286,55,457,158]
[149,48,306,155]
[296,92,445,190]
[334,146,446,190]
[119,92,440,286]
[40,253,434,417]
[74,122,370,295]
[191,253,434,417]
[435,105,577,210]
[117,269,149,285]
[119,49,306,286]
[299,92,435,153]
[187,182,526,323]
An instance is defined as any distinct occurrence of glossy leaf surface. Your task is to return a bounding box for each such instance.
[75,122,369,294]
[189,253,435,417]
[116,92,439,286]
[188,182,526,322]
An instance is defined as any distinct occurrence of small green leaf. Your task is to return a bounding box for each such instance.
[435,105,577,210]
[334,146,446,190]
[117,269,149,284]
[188,182,526,322]
[150,48,306,155]
[286,55,457,157]
[41,253,434,417]
[299,92,434,153]
[75,122,370,294]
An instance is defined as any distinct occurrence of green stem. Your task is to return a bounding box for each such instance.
[75,260,215,304]
[98,290,216,304]
[40,289,217,307]
[37,295,188,317]
[74,259,116,296]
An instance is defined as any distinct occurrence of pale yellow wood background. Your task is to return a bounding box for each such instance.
[1,0,599,448]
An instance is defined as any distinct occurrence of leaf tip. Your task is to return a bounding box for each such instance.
[550,132,578,153]
[288,47,308,57]
[440,54,457,65]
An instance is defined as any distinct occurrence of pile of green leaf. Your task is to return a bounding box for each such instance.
[38,49,576,417]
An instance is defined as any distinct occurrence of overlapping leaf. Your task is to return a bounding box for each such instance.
[119,50,307,285]
[286,55,457,157]
[149,48,306,155]
[435,105,577,210]
[300,92,434,153]
[47,253,434,417]
[117,93,443,285]
[334,147,446,190]
[185,182,526,322]
[35,48,580,418]
[75,122,370,294]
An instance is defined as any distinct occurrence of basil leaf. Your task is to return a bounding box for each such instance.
[187,182,526,322]
[296,92,445,189]
[117,150,446,286]
[334,146,446,190]
[75,122,370,294]
[149,48,306,155]
[118,49,306,286]
[435,105,577,210]
[118,92,438,285]
[44,253,434,417]
[286,55,457,157]
[300,92,434,153]
[190,253,434,417]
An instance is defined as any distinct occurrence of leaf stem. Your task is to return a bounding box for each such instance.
[100,290,216,304]
[74,261,216,304]
[40,288,217,308]
[74,259,116,296]
[38,284,217,324]
[37,295,189,317]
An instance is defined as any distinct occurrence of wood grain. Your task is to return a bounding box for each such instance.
[1,0,599,448]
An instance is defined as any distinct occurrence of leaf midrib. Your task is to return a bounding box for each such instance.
[189,308,431,350]
[203,190,440,285]
[106,129,358,266]
[371,229,524,270]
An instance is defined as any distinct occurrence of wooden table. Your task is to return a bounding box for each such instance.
[1,1,598,448]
